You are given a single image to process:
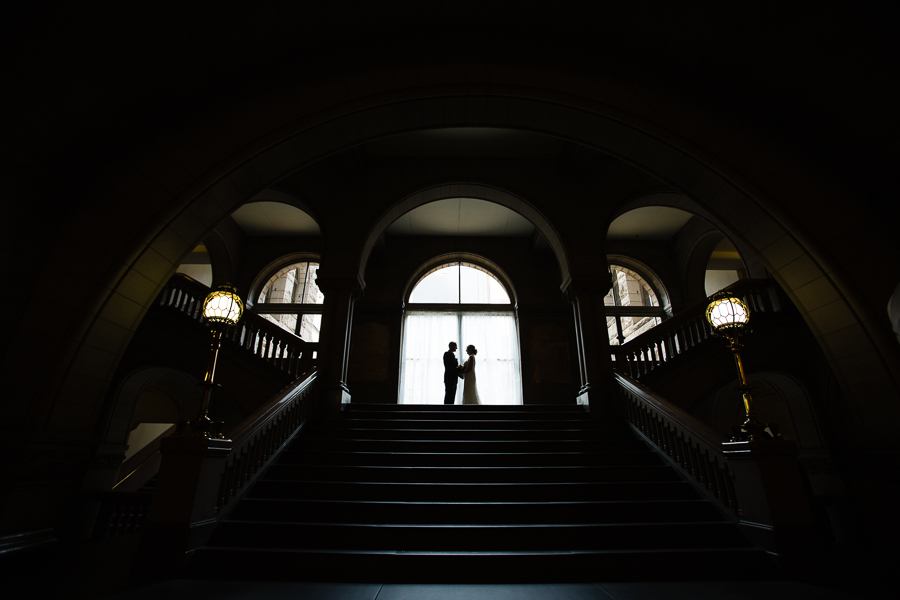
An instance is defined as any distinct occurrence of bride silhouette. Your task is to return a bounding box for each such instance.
[460,344,481,405]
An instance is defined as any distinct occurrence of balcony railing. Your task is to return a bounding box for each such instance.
[611,279,779,379]
[158,275,317,377]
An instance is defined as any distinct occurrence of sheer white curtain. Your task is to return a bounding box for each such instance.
[400,311,522,405]
[400,312,459,404]
[461,313,522,405]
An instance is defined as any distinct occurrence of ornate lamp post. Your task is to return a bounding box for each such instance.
[705,290,779,441]
[191,284,244,437]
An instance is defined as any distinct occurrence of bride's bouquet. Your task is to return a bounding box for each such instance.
[456,364,466,379]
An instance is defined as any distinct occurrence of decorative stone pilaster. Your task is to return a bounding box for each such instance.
[722,439,817,569]
[563,277,613,416]
[315,273,365,417]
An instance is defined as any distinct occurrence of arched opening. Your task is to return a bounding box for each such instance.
[400,259,522,405]
[111,365,249,456]
[254,261,324,342]
[889,279,900,346]
[48,86,897,453]
[114,368,196,464]
[175,243,213,287]
[361,182,569,290]
[704,238,747,296]
[604,265,666,346]
[606,202,759,314]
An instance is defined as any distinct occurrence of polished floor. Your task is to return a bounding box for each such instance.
[103,579,873,600]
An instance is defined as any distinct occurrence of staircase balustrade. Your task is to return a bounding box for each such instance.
[215,369,318,514]
[613,372,738,517]
[612,279,779,379]
[95,372,318,541]
[613,371,816,562]
[139,370,318,564]
[92,492,154,540]
[91,425,175,540]
[92,277,319,541]
[158,275,317,378]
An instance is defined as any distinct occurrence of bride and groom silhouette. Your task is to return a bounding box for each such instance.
[443,341,480,405]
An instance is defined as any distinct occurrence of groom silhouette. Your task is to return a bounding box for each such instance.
[443,341,458,405]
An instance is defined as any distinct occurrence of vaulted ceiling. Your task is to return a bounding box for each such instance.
[2,4,895,214]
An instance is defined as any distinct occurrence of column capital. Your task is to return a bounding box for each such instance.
[562,277,612,300]
[315,272,365,296]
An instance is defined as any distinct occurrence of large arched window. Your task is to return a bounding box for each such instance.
[604,265,665,345]
[401,262,522,405]
[255,262,323,342]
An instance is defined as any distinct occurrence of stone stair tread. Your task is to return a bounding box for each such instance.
[236,498,711,504]
[252,478,678,485]
[269,464,666,470]
[342,405,587,410]
[221,519,733,527]
[200,546,757,555]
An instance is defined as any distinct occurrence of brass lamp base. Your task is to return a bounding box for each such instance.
[730,414,781,442]
[188,415,226,439]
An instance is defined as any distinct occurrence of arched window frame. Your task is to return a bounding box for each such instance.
[604,263,667,346]
[405,260,516,311]
[252,258,324,341]
[400,257,522,405]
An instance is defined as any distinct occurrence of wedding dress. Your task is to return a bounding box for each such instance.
[462,356,481,405]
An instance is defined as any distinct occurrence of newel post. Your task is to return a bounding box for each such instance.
[315,272,364,417]
[133,436,231,580]
[722,439,817,570]
[563,277,614,417]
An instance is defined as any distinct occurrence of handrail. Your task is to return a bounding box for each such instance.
[112,424,176,492]
[613,371,739,518]
[228,368,317,445]
[157,274,317,378]
[612,278,779,379]
[216,369,318,514]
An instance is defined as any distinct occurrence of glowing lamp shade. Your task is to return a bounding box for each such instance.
[202,285,244,326]
[705,293,750,334]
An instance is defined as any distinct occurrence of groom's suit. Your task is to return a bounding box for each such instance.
[443,350,458,405]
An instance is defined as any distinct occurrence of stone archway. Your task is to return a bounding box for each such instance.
[26,75,897,445]
[361,183,568,290]
[607,190,768,281]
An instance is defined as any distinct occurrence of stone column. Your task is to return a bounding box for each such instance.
[563,278,613,416]
[315,273,364,417]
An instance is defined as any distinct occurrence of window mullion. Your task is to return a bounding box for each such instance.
[457,312,463,403]
[300,264,309,304]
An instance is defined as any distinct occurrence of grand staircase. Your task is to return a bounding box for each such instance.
[190,403,775,582]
